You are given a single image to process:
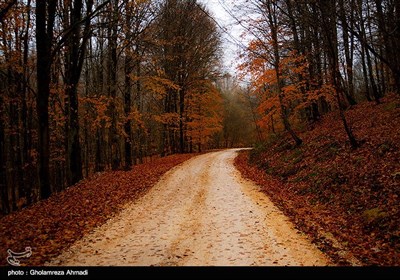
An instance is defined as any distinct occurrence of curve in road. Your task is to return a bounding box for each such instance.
[49,149,331,266]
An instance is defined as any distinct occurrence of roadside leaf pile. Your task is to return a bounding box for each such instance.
[0,154,195,266]
[235,96,400,266]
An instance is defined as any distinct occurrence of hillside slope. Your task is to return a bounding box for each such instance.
[235,96,400,265]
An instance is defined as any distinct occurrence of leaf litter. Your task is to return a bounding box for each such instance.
[234,95,400,266]
[0,154,195,266]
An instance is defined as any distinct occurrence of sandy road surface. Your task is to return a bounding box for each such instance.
[49,149,331,266]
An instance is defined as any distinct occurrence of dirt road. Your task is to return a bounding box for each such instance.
[49,149,331,266]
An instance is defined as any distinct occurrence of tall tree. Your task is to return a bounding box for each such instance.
[63,0,94,185]
[0,83,7,213]
[36,0,57,199]
[154,0,222,154]
[121,0,154,169]
[317,0,358,148]
[238,0,303,146]
[108,0,120,170]
[338,0,357,105]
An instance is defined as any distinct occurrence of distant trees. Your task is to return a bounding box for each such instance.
[213,74,259,148]
[1,0,37,212]
[237,0,400,146]
[0,0,223,215]
[153,0,222,154]
[7,0,398,216]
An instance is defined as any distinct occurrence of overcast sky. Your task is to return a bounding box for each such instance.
[198,0,246,74]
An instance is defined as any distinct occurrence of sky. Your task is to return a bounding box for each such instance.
[198,0,246,75]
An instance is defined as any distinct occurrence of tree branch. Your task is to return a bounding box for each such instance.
[51,0,110,59]
[0,0,17,22]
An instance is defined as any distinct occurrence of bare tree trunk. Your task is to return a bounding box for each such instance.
[108,0,120,170]
[360,42,372,101]
[319,0,358,149]
[266,0,302,146]
[179,88,185,153]
[124,55,132,169]
[338,0,357,106]
[64,0,94,185]
[21,0,33,205]
[36,0,57,199]
[364,9,380,104]
[395,0,400,94]
[135,53,143,164]
[0,94,9,214]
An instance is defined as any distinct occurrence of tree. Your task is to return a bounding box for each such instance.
[153,0,222,154]
[36,0,57,199]
[107,0,120,170]
[317,0,358,148]
[62,0,93,185]
[186,81,223,152]
[238,0,303,146]
[338,0,357,106]
[236,0,371,148]
[0,0,17,22]
[121,0,155,169]
[214,75,259,148]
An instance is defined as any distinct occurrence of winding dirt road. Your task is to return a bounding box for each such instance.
[49,149,331,266]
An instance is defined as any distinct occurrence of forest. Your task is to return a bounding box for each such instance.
[0,0,400,266]
[231,0,400,265]
[1,0,399,227]
[235,0,399,142]
[0,0,257,215]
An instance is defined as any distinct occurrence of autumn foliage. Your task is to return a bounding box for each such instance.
[0,0,223,215]
[235,95,400,266]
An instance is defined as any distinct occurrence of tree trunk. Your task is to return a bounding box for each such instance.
[65,84,83,185]
[95,130,104,172]
[124,56,132,169]
[135,54,143,164]
[36,0,56,199]
[21,0,32,205]
[360,42,372,101]
[338,0,357,106]
[266,1,302,146]
[108,0,120,170]
[179,89,185,153]
[319,0,358,149]
[0,94,9,214]
[64,0,93,185]
[365,46,380,104]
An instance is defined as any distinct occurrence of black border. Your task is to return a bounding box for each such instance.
[1,266,399,279]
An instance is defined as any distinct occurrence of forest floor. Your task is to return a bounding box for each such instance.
[1,150,331,267]
[48,150,329,266]
[234,95,400,266]
[0,154,195,266]
[1,96,398,267]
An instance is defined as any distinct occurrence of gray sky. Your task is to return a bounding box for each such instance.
[198,0,246,74]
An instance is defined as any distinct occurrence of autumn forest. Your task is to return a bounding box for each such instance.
[1,0,400,267]
[1,0,254,214]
